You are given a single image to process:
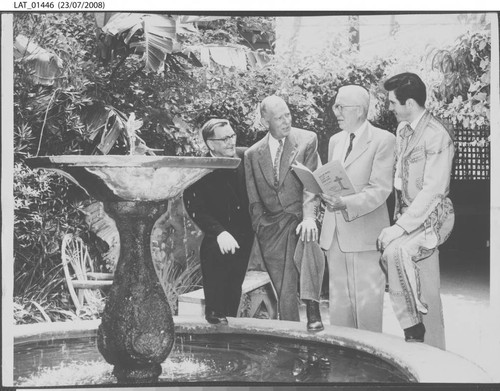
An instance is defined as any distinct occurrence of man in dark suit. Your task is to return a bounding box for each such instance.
[245,95,323,329]
[183,119,253,325]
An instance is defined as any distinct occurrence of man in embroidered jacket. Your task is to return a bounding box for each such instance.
[378,73,455,349]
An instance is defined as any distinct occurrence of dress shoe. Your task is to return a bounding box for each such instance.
[404,322,425,342]
[205,311,228,325]
[305,300,324,332]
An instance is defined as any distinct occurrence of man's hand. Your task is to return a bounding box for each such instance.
[376,224,405,252]
[320,193,346,211]
[217,231,240,254]
[296,218,318,242]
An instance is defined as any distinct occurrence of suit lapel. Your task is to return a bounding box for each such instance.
[279,130,299,187]
[257,134,276,188]
[344,124,371,168]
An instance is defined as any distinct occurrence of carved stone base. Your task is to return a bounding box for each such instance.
[97,201,174,383]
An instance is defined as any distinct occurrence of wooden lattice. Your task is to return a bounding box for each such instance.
[452,126,490,181]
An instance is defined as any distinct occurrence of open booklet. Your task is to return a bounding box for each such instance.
[291,160,356,196]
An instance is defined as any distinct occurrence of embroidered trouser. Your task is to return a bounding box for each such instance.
[382,233,445,349]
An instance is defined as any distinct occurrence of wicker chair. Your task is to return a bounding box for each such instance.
[61,233,113,313]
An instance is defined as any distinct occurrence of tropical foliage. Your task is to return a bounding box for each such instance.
[427,26,491,132]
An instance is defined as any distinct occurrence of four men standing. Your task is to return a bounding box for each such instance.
[185,72,454,350]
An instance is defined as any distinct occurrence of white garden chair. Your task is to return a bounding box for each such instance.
[61,233,113,313]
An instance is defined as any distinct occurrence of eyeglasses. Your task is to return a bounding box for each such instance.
[208,133,236,143]
[332,104,360,112]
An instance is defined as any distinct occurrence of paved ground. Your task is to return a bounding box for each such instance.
[300,248,500,381]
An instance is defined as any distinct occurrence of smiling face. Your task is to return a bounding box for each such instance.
[388,90,411,124]
[206,123,236,158]
[261,97,292,140]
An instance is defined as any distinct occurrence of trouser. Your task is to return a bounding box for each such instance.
[201,237,252,317]
[257,213,300,321]
[326,232,385,332]
[382,235,445,350]
[296,239,325,303]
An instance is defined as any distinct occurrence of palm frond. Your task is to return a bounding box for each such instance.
[14,34,63,86]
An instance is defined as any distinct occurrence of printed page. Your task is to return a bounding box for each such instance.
[313,159,356,196]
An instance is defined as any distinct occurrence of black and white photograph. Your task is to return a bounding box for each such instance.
[2,6,499,389]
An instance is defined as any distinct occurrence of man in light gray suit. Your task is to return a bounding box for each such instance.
[245,95,323,329]
[319,85,395,332]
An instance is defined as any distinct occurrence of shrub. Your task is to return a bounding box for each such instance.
[13,162,88,302]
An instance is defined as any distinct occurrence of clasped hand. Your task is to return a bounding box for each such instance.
[217,231,240,254]
[296,218,318,242]
[320,193,346,211]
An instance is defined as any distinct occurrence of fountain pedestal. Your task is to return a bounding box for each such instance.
[97,201,173,382]
[27,155,240,383]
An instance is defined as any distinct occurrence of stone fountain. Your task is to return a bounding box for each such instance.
[27,155,240,383]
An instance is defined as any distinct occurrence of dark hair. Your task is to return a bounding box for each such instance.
[200,119,230,143]
[383,73,426,107]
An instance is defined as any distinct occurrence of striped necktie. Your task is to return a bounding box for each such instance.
[273,139,284,187]
[344,133,355,162]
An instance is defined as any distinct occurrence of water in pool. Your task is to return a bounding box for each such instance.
[14,333,413,385]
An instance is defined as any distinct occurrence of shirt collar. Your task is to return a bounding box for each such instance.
[397,110,426,132]
[268,133,285,147]
[410,109,426,130]
[346,120,368,138]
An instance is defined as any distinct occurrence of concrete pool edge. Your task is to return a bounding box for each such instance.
[14,316,492,383]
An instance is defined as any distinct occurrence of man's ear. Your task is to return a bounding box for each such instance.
[260,116,269,129]
[406,98,417,109]
[206,140,214,152]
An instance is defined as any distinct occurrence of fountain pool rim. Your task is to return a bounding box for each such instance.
[13,316,491,383]
[27,155,242,169]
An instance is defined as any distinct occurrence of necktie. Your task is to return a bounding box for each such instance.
[401,123,414,153]
[395,124,413,190]
[401,123,413,138]
[273,139,284,187]
[344,133,355,162]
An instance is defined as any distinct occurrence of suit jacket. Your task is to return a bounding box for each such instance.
[244,127,319,231]
[183,147,253,258]
[319,123,395,252]
[394,110,455,239]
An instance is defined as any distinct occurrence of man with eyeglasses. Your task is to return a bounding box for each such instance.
[377,73,454,349]
[183,119,253,325]
[318,85,395,333]
[245,95,323,327]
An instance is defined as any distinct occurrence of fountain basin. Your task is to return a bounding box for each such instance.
[13,317,492,384]
[26,155,241,201]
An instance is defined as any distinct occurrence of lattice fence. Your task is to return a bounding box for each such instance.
[452,126,490,180]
